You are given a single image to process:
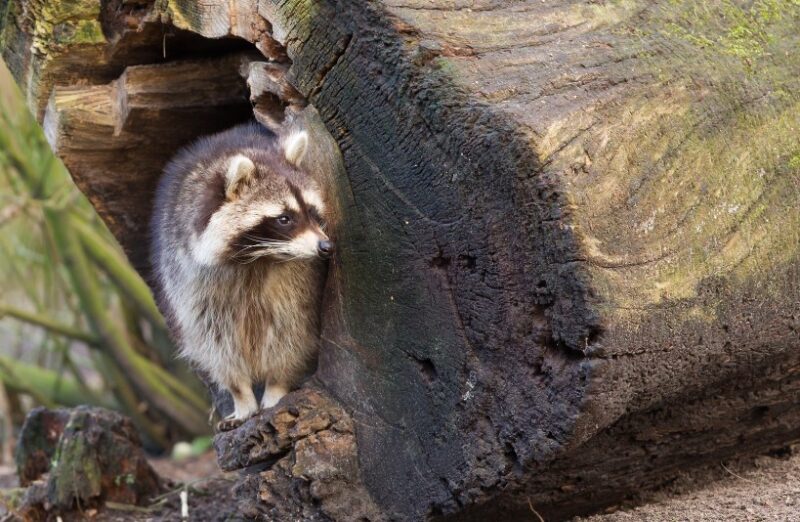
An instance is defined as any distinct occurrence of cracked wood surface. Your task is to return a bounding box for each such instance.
[264,1,800,518]
[3,0,800,520]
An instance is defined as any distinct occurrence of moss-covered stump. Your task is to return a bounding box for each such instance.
[15,408,71,488]
[13,407,162,518]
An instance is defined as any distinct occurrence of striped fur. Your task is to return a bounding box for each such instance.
[150,123,330,423]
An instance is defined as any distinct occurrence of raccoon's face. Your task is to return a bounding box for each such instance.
[228,170,332,263]
[191,130,333,266]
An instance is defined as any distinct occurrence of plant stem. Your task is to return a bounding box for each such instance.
[0,355,114,409]
[46,208,209,437]
[0,305,99,346]
[73,218,167,331]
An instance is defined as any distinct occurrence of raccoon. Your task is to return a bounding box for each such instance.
[150,122,332,431]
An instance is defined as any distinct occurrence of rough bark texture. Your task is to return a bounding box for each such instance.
[214,387,385,521]
[12,407,162,519]
[2,1,800,520]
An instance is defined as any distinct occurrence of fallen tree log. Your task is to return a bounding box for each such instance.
[2,1,800,520]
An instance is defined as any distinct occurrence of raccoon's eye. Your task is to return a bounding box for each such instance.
[276,215,292,226]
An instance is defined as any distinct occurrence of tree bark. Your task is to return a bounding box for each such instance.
[15,406,162,517]
[3,1,800,520]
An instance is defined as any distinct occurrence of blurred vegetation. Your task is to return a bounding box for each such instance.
[0,61,211,453]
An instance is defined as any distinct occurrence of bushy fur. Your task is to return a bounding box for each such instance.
[150,123,330,425]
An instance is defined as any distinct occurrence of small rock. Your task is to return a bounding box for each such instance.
[171,441,194,461]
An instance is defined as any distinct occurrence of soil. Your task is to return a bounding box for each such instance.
[0,452,240,522]
[574,446,800,522]
[98,452,240,522]
[2,447,800,520]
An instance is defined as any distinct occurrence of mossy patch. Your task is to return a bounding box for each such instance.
[0,488,26,512]
[265,0,321,52]
[52,19,104,46]
[161,0,202,33]
[114,473,136,486]
[788,153,800,171]
[574,87,800,307]
[548,0,800,310]
[0,0,15,49]
[31,0,106,53]
[374,0,800,320]
[660,0,800,62]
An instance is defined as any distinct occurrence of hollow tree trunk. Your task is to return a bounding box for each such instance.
[3,1,800,520]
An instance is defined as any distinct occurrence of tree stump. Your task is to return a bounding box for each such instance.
[13,407,162,518]
[3,1,800,520]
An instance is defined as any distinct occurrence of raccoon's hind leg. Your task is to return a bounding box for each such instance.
[260,383,289,409]
[217,379,258,431]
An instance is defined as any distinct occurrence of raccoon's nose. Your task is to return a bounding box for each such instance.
[317,240,335,258]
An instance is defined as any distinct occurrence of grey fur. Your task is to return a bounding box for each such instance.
[150,123,330,424]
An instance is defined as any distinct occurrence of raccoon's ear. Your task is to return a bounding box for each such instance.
[225,154,256,199]
[282,130,308,167]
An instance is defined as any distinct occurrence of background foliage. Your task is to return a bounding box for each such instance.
[0,61,211,454]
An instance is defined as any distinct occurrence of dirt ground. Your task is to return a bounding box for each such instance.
[3,447,800,520]
[0,452,239,521]
[575,446,800,522]
[154,445,800,521]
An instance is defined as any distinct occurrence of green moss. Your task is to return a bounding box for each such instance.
[163,0,201,32]
[657,0,800,61]
[0,488,26,512]
[0,0,14,49]
[581,90,800,306]
[40,0,104,25]
[52,19,104,46]
[50,425,104,505]
[554,0,800,307]
[114,473,136,486]
[28,0,106,55]
[664,23,715,48]
[271,0,320,47]
[431,56,458,76]
[621,2,799,302]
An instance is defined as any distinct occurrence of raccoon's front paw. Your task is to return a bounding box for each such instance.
[216,416,245,432]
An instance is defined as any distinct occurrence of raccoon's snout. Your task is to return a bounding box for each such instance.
[317,240,335,258]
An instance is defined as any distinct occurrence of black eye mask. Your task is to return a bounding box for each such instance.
[308,206,325,228]
[252,214,299,243]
